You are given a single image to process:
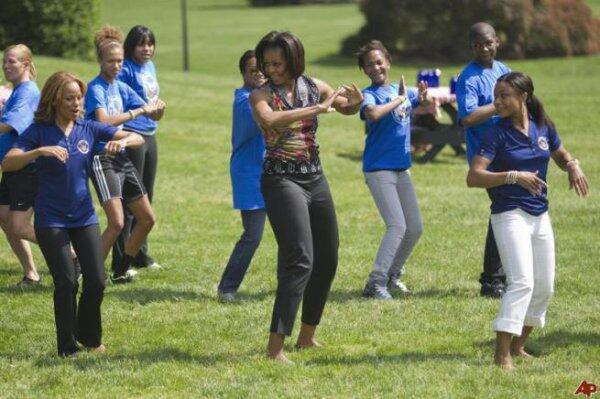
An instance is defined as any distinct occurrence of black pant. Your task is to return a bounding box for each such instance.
[36,224,105,356]
[480,219,504,284]
[261,173,339,336]
[113,134,158,269]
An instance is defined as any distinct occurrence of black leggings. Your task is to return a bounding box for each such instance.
[113,134,158,269]
[261,173,339,336]
[36,224,105,356]
[480,219,504,283]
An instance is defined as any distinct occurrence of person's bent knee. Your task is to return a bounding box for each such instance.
[106,216,125,234]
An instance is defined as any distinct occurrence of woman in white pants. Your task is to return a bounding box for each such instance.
[467,72,589,371]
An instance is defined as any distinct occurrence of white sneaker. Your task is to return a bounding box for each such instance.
[126,269,138,277]
[388,274,410,294]
[146,262,162,270]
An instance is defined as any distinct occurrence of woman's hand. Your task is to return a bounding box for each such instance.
[516,170,547,196]
[340,84,364,107]
[104,140,126,155]
[317,87,344,114]
[567,162,589,197]
[38,146,68,163]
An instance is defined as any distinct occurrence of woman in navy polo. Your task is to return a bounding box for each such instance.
[467,72,589,371]
[2,71,143,357]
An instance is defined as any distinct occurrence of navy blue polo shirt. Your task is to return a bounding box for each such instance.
[15,119,117,228]
[478,117,562,216]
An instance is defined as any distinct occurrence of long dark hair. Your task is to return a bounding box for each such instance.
[496,72,554,128]
[123,25,156,60]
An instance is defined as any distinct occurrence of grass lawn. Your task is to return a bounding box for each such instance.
[0,1,599,397]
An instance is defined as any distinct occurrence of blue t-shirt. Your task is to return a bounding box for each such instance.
[230,87,265,210]
[118,59,159,134]
[0,81,40,162]
[360,84,420,172]
[456,60,511,163]
[85,75,146,152]
[15,119,117,228]
[478,117,562,216]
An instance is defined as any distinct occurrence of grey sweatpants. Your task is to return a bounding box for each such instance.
[365,170,423,286]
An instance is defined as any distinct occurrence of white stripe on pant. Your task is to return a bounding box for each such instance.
[491,208,555,336]
[364,170,423,285]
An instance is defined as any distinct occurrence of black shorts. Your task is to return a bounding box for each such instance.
[90,153,146,204]
[0,163,37,211]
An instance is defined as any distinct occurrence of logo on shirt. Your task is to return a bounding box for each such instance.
[537,136,549,151]
[77,140,90,154]
[392,97,411,122]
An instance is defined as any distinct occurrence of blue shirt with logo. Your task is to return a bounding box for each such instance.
[478,117,562,216]
[118,59,159,134]
[15,119,117,228]
[85,75,146,153]
[230,87,265,210]
[0,81,40,162]
[456,60,511,163]
[360,84,420,172]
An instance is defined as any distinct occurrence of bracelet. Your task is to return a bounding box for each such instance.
[505,170,519,185]
[128,110,135,120]
[566,159,580,168]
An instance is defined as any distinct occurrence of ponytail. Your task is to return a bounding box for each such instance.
[497,72,554,128]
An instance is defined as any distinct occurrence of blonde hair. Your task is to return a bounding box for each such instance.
[3,44,37,80]
[35,71,86,123]
[94,25,124,60]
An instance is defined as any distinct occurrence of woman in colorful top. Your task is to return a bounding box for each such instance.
[86,26,160,284]
[251,30,363,363]
[115,25,165,270]
[2,71,144,357]
[467,72,589,371]
[357,40,429,300]
[0,44,41,287]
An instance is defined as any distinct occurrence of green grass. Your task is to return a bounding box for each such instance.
[1,1,599,397]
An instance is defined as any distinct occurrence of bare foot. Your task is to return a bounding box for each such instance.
[511,346,535,359]
[295,338,322,350]
[266,351,293,364]
[494,354,515,371]
[85,344,106,354]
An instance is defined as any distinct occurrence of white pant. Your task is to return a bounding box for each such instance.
[490,208,555,336]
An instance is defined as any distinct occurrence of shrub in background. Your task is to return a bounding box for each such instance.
[341,0,600,61]
[0,0,100,59]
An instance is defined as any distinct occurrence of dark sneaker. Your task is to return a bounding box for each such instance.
[388,274,410,294]
[217,291,236,303]
[17,276,41,289]
[110,272,134,284]
[362,281,393,300]
[480,280,505,298]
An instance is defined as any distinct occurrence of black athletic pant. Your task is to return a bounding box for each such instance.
[480,219,504,284]
[36,224,105,356]
[113,134,158,269]
[261,172,339,336]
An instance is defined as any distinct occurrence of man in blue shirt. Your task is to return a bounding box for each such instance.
[217,50,267,302]
[456,22,511,298]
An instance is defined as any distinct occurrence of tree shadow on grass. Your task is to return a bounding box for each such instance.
[326,287,473,302]
[0,283,52,294]
[306,351,469,366]
[28,346,255,369]
[107,287,211,305]
[474,329,600,356]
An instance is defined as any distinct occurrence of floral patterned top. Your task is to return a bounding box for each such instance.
[258,75,322,175]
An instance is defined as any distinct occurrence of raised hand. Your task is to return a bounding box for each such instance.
[567,163,589,197]
[398,75,406,97]
[317,87,344,114]
[516,170,547,196]
[38,146,68,163]
[417,80,428,103]
[340,84,364,106]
